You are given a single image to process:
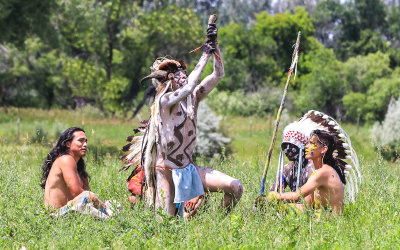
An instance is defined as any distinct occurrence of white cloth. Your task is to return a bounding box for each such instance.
[53,195,120,219]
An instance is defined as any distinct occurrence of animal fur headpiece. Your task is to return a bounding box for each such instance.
[140,57,187,88]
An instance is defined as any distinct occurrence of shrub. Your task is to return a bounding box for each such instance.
[371,97,400,161]
[207,88,281,117]
[30,126,48,144]
[195,102,231,158]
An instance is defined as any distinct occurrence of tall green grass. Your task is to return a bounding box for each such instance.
[0,107,399,248]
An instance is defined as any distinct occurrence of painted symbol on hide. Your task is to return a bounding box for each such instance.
[176,154,184,162]
[167,141,175,150]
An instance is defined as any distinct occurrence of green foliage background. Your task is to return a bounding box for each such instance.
[1,0,400,122]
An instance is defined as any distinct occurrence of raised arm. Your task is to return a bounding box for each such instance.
[160,52,212,107]
[194,44,224,102]
[160,15,218,107]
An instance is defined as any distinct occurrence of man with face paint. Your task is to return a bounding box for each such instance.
[270,122,315,200]
[121,15,243,218]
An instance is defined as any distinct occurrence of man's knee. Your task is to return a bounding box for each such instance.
[230,180,243,200]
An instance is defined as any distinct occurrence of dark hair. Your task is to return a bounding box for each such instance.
[40,127,89,189]
[311,129,346,184]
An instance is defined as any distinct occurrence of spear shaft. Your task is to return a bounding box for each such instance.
[259,31,301,196]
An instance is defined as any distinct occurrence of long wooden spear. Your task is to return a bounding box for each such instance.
[258,31,301,197]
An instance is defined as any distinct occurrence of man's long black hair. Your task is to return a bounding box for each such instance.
[40,127,89,189]
[311,129,346,184]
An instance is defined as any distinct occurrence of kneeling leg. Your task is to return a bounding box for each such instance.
[196,166,243,212]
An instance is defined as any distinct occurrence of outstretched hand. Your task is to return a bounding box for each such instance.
[253,192,279,210]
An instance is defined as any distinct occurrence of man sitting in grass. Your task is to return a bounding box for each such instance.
[41,127,113,218]
[269,121,315,196]
[268,130,347,214]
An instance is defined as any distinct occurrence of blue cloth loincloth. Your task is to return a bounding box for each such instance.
[172,163,205,204]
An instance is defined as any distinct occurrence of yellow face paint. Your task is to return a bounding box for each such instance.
[306,136,319,156]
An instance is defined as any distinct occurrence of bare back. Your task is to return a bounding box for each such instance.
[274,163,345,214]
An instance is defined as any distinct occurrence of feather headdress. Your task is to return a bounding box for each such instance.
[275,120,311,192]
[282,122,310,150]
[296,110,362,202]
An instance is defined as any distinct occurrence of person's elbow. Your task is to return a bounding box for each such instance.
[70,187,85,198]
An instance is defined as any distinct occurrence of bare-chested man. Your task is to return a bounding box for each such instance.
[41,127,110,217]
[268,129,346,214]
[137,15,243,217]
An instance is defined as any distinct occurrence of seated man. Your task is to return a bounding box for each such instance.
[268,129,347,214]
[270,121,315,200]
[41,127,113,218]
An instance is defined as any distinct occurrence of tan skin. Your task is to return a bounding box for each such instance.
[268,135,345,214]
[44,131,105,210]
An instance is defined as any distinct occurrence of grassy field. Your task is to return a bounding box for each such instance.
[0,107,399,248]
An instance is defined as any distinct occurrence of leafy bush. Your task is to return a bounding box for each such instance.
[342,52,398,122]
[207,88,281,117]
[30,126,48,144]
[195,102,231,158]
[294,46,344,117]
[371,97,400,161]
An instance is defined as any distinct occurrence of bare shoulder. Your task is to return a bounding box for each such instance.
[309,167,329,181]
[53,155,76,170]
[319,164,335,178]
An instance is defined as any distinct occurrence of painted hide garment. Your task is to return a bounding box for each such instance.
[270,160,315,192]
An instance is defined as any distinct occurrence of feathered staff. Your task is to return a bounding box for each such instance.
[258,32,301,197]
